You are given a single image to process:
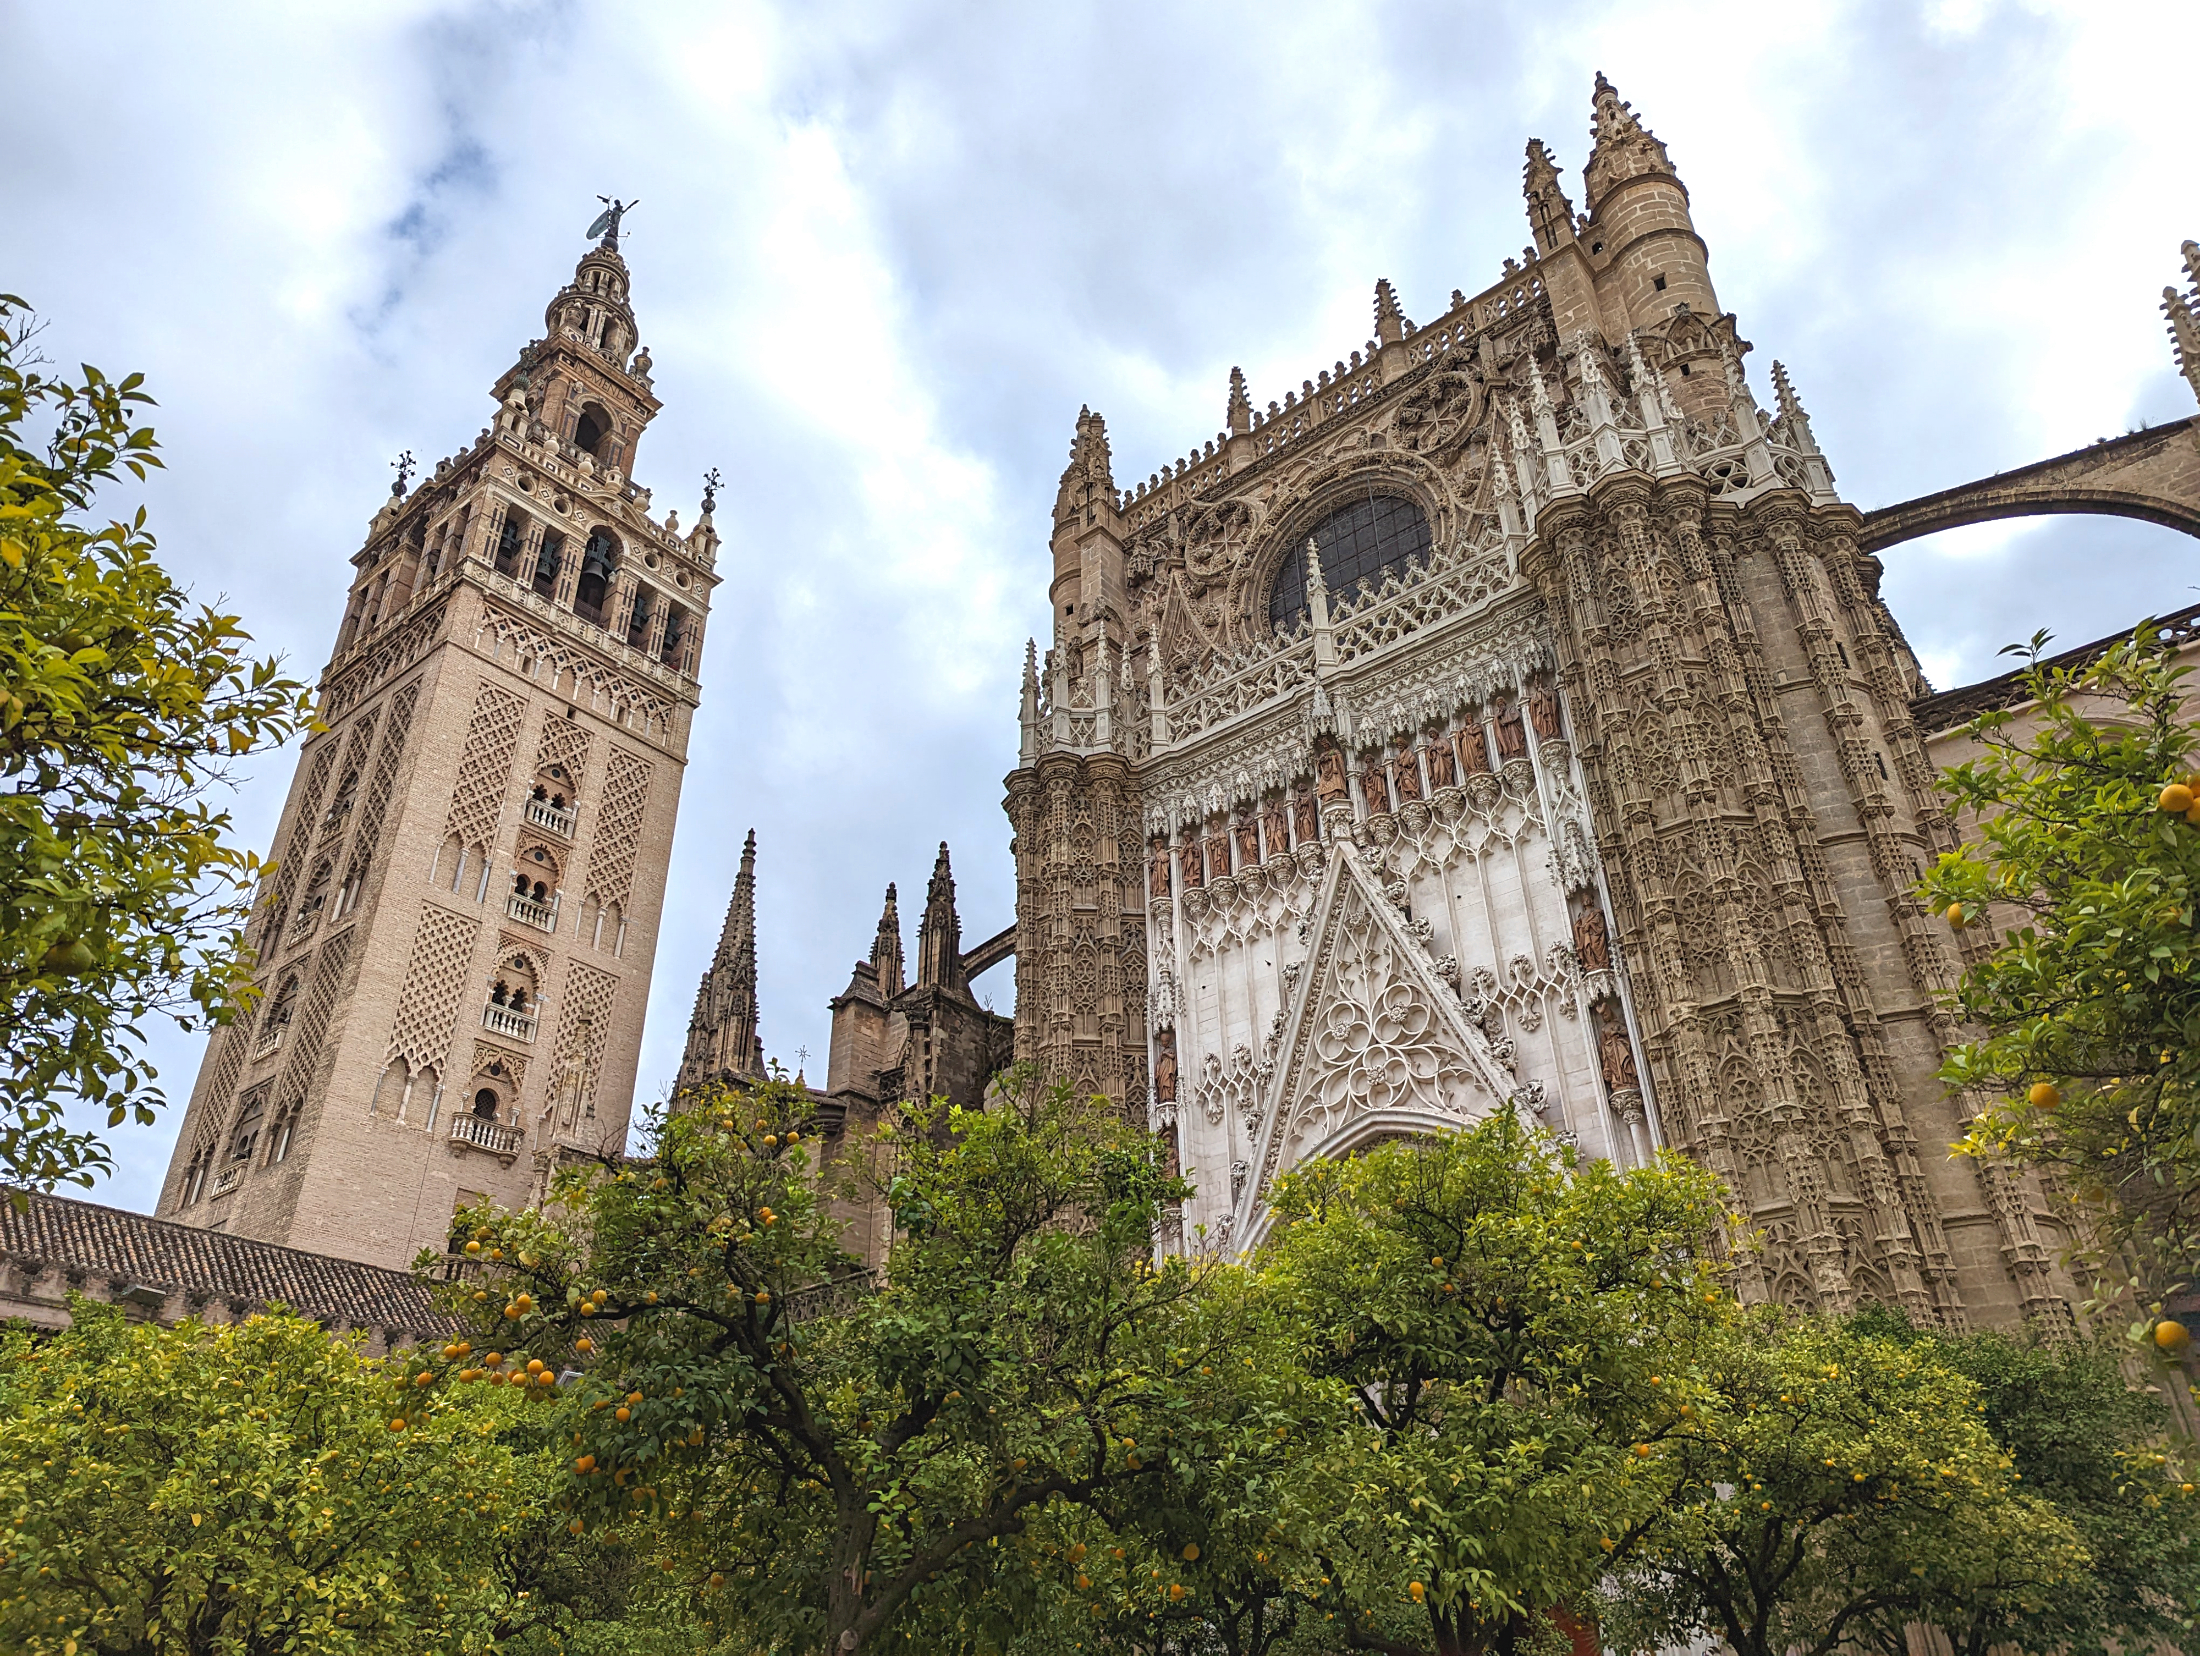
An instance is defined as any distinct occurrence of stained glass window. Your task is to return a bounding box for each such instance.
[1269,494,1433,633]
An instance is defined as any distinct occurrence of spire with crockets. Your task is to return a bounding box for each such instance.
[676,829,763,1095]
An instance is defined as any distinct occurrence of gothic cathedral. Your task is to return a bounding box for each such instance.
[156,218,714,1269]
[151,76,2200,1330]
[1006,76,2075,1326]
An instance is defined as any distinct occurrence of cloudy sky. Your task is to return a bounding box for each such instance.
[5,0,2194,1211]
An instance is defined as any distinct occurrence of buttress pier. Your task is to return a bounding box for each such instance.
[1004,74,2070,1326]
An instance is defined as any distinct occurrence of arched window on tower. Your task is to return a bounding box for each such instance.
[1267,494,1434,635]
[179,1136,216,1205]
[574,403,611,460]
[533,530,565,600]
[574,530,619,626]
[494,509,530,577]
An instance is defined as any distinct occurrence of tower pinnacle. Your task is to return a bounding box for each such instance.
[677,830,763,1093]
[916,842,966,994]
[1583,71,1677,210]
[873,882,905,998]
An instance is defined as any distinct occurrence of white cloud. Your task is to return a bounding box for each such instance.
[2,0,2190,1209]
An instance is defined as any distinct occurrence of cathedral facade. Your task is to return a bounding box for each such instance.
[1003,76,2126,1326]
[153,217,715,1270]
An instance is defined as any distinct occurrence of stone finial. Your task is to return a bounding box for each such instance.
[1769,361,1819,450]
[1226,367,1252,435]
[916,843,966,993]
[1373,279,1406,345]
[2165,241,2200,407]
[1054,406,1116,525]
[1523,139,1577,254]
[872,883,904,998]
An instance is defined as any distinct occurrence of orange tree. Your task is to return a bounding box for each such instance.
[0,1298,692,1656]
[1257,1108,1733,1656]
[1846,1304,2200,1656]
[0,296,312,1191]
[427,1075,1268,1656]
[1920,627,2200,1293]
[1599,1310,2089,1656]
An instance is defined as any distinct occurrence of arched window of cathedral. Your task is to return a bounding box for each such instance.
[472,1086,502,1121]
[625,586,653,650]
[1267,494,1434,634]
[574,530,620,625]
[533,530,565,599]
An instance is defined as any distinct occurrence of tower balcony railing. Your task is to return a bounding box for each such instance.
[209,1165,244,1199]
[525,798,575,838]
[449,1113,523,1158]
[506,891,557,932]
[481,1002,538,1043]
[254,1024,287,1060]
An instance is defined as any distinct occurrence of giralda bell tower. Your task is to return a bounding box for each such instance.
[156,206,718,1270]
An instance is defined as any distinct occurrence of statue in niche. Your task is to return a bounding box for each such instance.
[1457,719,1493,775]
[1391,749,1423,804]
[1530,679,1565,742]
[1149,838,1172,901]
[1235,816,1261,869]
[1160,1120,1181,1181]
[1262,799,1290,858]
[1204,820,1233,880]
[1293,789,1322,845]
[1423,733,1457,790]
[1315,742,1350,803]
[1153,1030,1178,1103]
[1180,838,1204,891]
[1360,754,1392,815]
[1573,905,1613,972]
[1494,702,1529,761]
[1597,1009,1640,1094]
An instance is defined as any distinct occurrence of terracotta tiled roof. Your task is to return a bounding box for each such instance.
[0,1191,460,1339]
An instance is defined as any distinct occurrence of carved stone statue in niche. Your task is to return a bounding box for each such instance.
[1457,719,1493,776]
[1149,838,1172,901]
[1573,904,1613,972]
[1597,1008,1640,1094]
[1161,1120,1181,1181]
[1153,1028,1178,1103]
[1205,819,1234,880]
[1494,702,1529,762]
[1529,680,1565,742]
[1314,742,1350,803]
[1391,749,1423,804]
[1180,837,1204,891]
[1235,816,1261,870]
[1293,789,1322,845]
[1360,754,1392,815]
[1262,799,1290,858]
[1423,732,1457,790]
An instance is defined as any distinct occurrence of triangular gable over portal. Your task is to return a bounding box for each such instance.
[1232,838,1517,1247]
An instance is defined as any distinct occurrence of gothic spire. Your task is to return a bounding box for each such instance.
[1373,279,1406,345]
[1582,72,1676,209]
[1053,405,1117,527]
[2166,239,2200,407]
[1522,139,1577,254]
[915,841,966,994]
[675,829,762,1095]
[1226,367,1252,435]
[873,882,905,999]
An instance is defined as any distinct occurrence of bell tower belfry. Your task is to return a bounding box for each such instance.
[156,211,719,1270]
